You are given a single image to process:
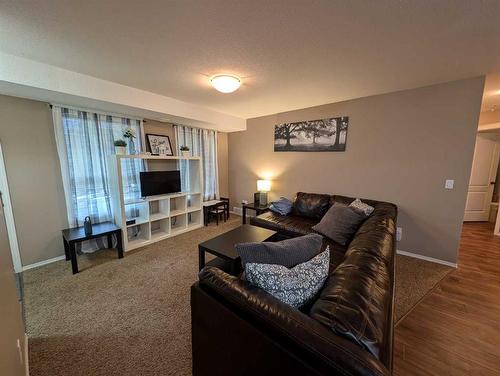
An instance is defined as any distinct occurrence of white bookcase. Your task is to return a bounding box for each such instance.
[108,155,204,252]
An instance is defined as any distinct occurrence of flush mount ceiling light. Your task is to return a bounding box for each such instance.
[210,74,241,93]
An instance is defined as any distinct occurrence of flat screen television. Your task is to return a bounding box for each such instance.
[140,171,181,197]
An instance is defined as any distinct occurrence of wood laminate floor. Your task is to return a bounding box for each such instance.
[394,222,500,375]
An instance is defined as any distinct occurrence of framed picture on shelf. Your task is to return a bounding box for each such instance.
[146,134,174,156]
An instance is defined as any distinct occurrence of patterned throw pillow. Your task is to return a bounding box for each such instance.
[245,249,330,308]
[349,198,375,217]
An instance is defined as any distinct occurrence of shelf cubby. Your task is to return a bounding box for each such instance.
[187,210,202,228]
[170,213,187,233]
[187,193,202,211]
[149,198,169,221]
[170,195,187,216]
[125,201,149,226]
[126,222,150,249]
[150,218,170,240]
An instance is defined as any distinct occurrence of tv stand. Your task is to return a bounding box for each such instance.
[108,155,203,252]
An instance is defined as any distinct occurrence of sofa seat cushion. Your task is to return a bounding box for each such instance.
[250,211,318,237]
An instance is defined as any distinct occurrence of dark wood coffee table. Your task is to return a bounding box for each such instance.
[198,225,276,274]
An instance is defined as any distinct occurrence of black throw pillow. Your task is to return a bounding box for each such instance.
[235,233,323,268]
[312,203,366,245]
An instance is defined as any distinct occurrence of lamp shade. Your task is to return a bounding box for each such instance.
[257,179,271,192]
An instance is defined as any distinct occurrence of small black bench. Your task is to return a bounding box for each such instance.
[62,222,123,274]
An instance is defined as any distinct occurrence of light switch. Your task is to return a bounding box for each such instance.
[445,179,454,189]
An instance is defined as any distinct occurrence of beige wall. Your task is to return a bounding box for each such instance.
[0,203,26,376]
[0,95,68,266]
[143,119,177,152]
[217,132,229,197]
[228,77,484,264]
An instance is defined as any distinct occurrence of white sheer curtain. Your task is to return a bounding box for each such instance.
[174,125,219,201]
[53,105,143,251]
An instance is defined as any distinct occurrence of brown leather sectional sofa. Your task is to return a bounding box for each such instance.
[191,193,397,375]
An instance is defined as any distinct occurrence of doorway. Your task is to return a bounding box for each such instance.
[464,131,500,232]
[0,141,22,273]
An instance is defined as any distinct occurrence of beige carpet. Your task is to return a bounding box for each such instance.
[24,219,451,375]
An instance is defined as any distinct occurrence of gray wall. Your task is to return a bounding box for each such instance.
[228,77,485,264]
[0,95,68,266]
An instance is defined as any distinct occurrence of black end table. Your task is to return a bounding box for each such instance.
[242,202,270,224]
[198,225,276,274]
[62,221,123,274]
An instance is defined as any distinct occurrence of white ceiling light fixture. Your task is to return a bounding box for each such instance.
[210,74,241,93]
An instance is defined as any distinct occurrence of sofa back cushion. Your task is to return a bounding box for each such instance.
[293,192,332,219]
[312,203,367,245]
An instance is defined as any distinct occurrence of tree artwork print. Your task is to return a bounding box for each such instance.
[274,117,348,152]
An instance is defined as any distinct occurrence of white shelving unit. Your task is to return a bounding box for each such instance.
[108,155,204,252]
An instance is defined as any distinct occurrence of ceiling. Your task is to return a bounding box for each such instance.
[1,0,500,119]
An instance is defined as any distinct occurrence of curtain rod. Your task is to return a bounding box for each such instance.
[49,103,144,122]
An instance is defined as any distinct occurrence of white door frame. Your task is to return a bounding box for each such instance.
[0,141,22,273]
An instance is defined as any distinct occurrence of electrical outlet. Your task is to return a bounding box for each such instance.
[445,179,454,189]
[396,227,402,242]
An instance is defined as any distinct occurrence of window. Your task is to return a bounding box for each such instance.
[174,125,219,201]
[53,106,143,227]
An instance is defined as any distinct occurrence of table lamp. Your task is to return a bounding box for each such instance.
[255,179,271,206]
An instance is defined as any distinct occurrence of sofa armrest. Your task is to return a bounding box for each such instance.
[198,267,390,376]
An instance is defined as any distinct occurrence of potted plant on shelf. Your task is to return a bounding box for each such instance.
[123,127,136,154]
[114,139,127,155]
[180,145,190,157]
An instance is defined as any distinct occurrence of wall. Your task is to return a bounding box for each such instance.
[217,132,229,197]
[0,95,68,266]
[0,203,26,376]
[143,119,177,152]
[228,77,485,264]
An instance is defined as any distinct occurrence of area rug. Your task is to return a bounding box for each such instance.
[24,219,450,375]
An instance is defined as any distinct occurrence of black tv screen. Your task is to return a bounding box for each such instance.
[140,171,181,197]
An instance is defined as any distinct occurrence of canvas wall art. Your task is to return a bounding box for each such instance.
[274,116,348,152]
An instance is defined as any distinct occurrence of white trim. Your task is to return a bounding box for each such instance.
[397,250,457,268]
[22,255,65,271]
[24,334,29,376]
[0,142,22,273]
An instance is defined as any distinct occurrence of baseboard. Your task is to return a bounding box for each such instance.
[396,250,457,268]
[232,206,243,216]
[22,255,65,271]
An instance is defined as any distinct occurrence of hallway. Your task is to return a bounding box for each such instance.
[394,222,500,375]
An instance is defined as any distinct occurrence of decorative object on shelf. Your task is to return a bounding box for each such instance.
[255,179,271,206]
[180,145,190,157]
[123,127,137,154]
[146,134,173,156]
[114,139,127,155]
[274,116,349,152]
[83,216,93,235]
